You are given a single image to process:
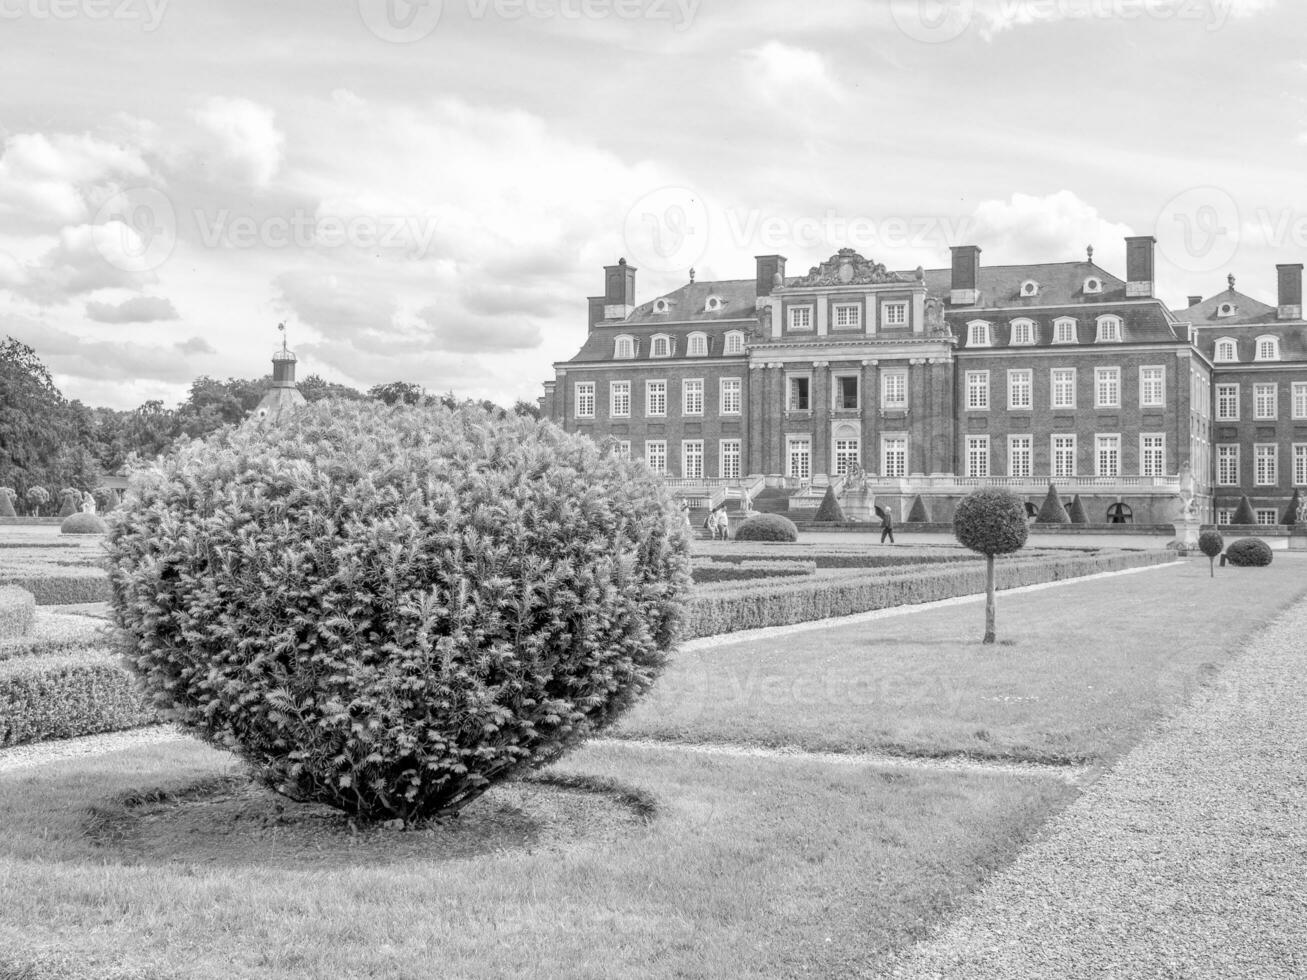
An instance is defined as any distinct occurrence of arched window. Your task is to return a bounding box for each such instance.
[1053,317,1078,344]
[967,320,992,347]
[687,332,708,357]
[1096,315,1123,343]
[1010,318,1036,346]
[1214,338,1238,363]
[724,330,745,355]
[1255,335,1280,361]
[614,335,636,359]
[651,334,673,358]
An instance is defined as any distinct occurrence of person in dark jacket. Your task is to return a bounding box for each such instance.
[877,504,895,544]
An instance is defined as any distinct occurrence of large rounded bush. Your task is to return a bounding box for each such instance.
[106,401,692,822]
[61,512,108,535]
[1226,537,1273,567]
[734,513,799,542]
[954,488,1029,556]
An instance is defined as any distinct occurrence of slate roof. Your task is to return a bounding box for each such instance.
[1172,288,1281,327]
[622,279,761,325]
[952,304,1181,349]
[912,261,1129,308]
[570,321,754,363]
[1190,322,1307,364]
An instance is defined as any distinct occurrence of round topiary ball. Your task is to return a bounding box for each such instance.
[1225,537,1273,567]
[105,400,692,823]
[60,512,108,535]
[954,488,1029,556]
[1198,530,1224,559]
[0,585,36,640]
[734,513,799,542]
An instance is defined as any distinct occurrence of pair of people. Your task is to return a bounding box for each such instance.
[705,505,730,541]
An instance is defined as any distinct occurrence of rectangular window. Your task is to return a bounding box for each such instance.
[1141,434,1166,478]
[644,440,667,475]
[1296,444,1307,486]
[682,379,704,416]
[835,376,860,411]
[646,380,667,418]
[788,376,811,411]
[1216,508,1233,526]
[1140,366,1165,408]
[1008,370,1032,410]
[834,439,860,476]
[1008,435,1032,478]
[720,378,742,415]
[574,382,595,419]
[787,437,811,480]
[1255,444,1277,486]
[789,306,813,331]
[682,440,704,480]
[966,371,990,411]
[1254,383,1278,420]
[833,304,861,329]
[1052,368,1077,409]
[615,440,631,459]
[1095,367,1121,409]
[883,302,908,327]
[966,436,990,478]
[1294,383,1307,420]
[1216,384,1239,421]
[1095,434,1121,478]
[1217,444,1239,486]
[610,381,630,418]
[1256,509,1278,526]
[881,370,908,410]
[882,436,908,477]
[1052,435,1077,478]
[720,440,742,479]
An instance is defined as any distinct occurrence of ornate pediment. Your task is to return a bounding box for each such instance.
[788,248,914,288]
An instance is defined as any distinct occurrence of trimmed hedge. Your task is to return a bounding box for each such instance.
[700,548,985,570]
[0,651,157,747]
[1226,537,1273,567]
[0,573,110,605]
[691,560,816,584]
[684,550,1174,638]
[0,612,107,662]
[734,513,799,542]
[0,586,35,640]
[60,512,108,535]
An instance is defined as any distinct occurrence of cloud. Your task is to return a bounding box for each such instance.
[190,97,285,188]
[0,131,152,230]
[967,190,1134,268]
[2,224,151,306]
[85,295,180,323]
[0,317,216,383]
[174,336,216,356]
[417,305,542,353]
[272,270,399,338]
[971,0,1277,38]
[741,42,842,102]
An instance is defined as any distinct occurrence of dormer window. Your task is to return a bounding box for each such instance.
[1020,280,1039,298]
[1256,335,1280,361]
[651,334,673,358]
[1053,317,1078,344]
[1084,277,1102,295]
[704,296,724,313]
[724,330,745,355]
[967,320,992,347]
[1095,315,1123,343]
[652,298,671,315]
[1010,318,1036,346]
[687,332,708,357]
[1217,302,1237,318]
[614,335,636,359]
[1214,338,1238,363]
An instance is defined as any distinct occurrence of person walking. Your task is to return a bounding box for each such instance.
[715,506,730,541]
[877,504,895,544]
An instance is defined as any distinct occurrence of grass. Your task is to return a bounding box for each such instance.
[0,739,1073,980]
[617,558,1307,764]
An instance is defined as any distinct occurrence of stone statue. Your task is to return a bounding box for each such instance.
[1177,461,1196,522]
[81,491,96,515]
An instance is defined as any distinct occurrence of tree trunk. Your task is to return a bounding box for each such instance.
[983,554,997,644]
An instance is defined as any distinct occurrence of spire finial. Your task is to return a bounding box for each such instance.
[278,321,288,353]
[1228,273,1236,291]
[689,267,696,284]
[1087,245,1094,262]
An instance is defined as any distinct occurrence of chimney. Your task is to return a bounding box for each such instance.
[1125,236,1156,298]
[1187,295,1203,309]
[1277,263,1303,320]
[587,296,605,330]
[603,258,637,320]
[756,254,787,298]
[950,245,981,305]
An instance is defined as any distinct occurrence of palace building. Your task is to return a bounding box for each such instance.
[542,237,1307,526]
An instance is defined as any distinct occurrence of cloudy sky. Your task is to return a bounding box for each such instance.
[2,0,1305,409]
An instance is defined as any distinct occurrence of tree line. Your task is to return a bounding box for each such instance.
[0,337,542,512]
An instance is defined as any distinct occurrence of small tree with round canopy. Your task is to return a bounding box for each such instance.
[954,488,1029,644]
[1198,529,1223,578]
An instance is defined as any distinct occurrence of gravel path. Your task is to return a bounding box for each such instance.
[880,597,1307,980]
[0,725,186,775]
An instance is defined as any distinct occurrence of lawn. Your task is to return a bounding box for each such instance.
[617,558,1307,764]
[0,739,1072,980]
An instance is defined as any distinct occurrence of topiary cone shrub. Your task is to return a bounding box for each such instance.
[907,494,930,523]
[1198,529,1224,578]
[57,489,80,519]
[0,488,15,518]
[61,512,109,535]
[1231,495,1256,526]
[1068,494,1089,524]
[953,488,1029,644]
[734,513,799,542]
[105,400,692,824]
[813,485,846,523]
[1036,484,1070,524]
[1226,537,1273,567]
